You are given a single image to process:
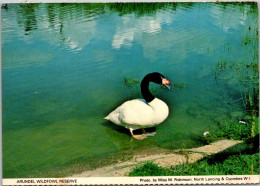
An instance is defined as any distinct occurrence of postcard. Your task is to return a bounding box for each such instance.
[1,0,259,185]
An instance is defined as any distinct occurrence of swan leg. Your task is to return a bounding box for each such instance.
[142,129,157,136]
[130,128,147,140]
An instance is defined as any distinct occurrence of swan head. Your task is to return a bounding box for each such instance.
[141,72,171,102]
[145,72,170,84]
[143,72,171,89]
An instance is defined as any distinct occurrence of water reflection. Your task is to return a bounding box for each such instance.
[3,3,258,53]
[108,3,176,16]
[16,4,39,35]
[44,3,106,51]
[211,3,248,32]
[111,9,175,50]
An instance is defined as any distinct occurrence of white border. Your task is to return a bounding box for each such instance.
[2,175,260,185]
[1,1,259,185]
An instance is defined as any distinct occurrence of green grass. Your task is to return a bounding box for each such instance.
[200,117,259,144]
[129,162,167,176]
[129,152,259,176]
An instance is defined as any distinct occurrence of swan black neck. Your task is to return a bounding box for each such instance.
[141,72,164,103]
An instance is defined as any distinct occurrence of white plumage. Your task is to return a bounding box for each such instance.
[104,98,169,129]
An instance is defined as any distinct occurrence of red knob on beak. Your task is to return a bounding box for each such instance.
[162,78,170,85]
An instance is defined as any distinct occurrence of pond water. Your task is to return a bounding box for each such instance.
[2,3,258,178]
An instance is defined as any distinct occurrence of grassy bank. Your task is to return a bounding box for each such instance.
[129,152,259,176]
[201,117,259,144]
[129,117,259,176]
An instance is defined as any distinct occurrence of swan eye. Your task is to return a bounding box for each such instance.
[162,78,170,85]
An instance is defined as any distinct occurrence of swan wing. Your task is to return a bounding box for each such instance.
[105,99,153,126]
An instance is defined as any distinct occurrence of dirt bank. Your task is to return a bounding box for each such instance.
[71,139,242,177]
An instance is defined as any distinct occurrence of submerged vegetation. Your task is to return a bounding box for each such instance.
[173,83,185,89]
[214,59,259,116]
[124,77,140,87]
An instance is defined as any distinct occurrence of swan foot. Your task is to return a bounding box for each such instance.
[142,129,156,136]
[132,134,147,140]
[130,128,147,140]
[145,132,157,136]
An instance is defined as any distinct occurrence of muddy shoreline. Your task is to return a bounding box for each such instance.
[71,139,242,177]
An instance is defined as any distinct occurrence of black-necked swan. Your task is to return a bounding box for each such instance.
[104,72,170,140]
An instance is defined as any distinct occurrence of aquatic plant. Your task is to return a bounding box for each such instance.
[215,60,259,141]
[213,19,259,143]
[241,27,258,46]
[173,83,185,89]
[124,77,140,87]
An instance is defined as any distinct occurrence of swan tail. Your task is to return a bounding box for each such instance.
[104,115,109,120]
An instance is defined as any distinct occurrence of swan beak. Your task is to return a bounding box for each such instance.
[165,84,171,89]
[162,78,171,89]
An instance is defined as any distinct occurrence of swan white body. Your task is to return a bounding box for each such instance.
[104,98,169,130]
